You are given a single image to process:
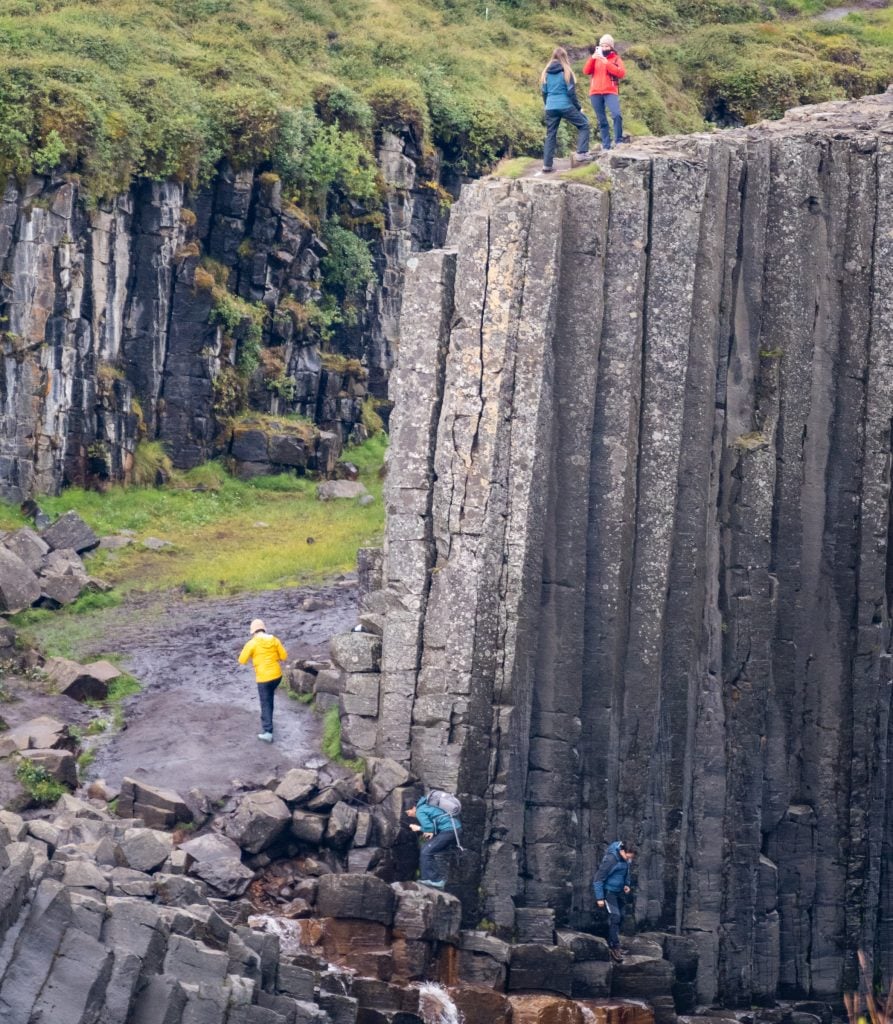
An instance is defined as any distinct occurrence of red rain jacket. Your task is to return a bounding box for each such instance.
[583,50,626,95]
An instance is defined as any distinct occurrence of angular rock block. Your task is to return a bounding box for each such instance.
[317,873,397,925]
[321,917,393,979]
[508,994,585,1024]
[0,547,41,613]
[2,528,49,571]
[341,673,381,717]
[515,907,555,945]
[117,777,192,829]
[391,883,462,943]
[45,656,121,702]
[224,790,291,854]
[292,811,328,845]
[120,827,173,873]
[572,959,613,998]
[330,632,382,673]
[507,944,574,996]
[449,985,512,1024]
[180,832,254,898]
[19,748,77,788]
[0,716,74,757]
[317,480,369,501]
[556,929,611,962]
[325,801,358,849]
[40,511,100,554]
[275,768,319,805]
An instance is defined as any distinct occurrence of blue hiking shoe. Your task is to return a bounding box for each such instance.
[419,879,446,890]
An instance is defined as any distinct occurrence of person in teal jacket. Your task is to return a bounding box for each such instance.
[539,46,591,173]
[593,840,636,962]
[406,794,462,889]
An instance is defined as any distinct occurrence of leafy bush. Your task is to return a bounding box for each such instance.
[321,222,375,298]
[365,78,430,145]
[15,759,65,806]
[313,82,373,135]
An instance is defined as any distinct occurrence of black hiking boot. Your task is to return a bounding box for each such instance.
[609,947,624,963]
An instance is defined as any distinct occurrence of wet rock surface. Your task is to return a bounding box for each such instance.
[374,91,893,1005]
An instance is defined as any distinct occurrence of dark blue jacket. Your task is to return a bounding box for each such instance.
[415,796,462,835]
[541,61,580,111]
[593,841,631,899]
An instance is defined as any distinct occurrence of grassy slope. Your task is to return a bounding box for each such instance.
[0,434,387,597]
[1,0,891,196]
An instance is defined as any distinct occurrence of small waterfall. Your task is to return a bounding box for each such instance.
[246,914,306,957]
[580,1007,599,1023]
[416,982,464,1024]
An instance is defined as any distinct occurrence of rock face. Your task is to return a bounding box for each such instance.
[0,128,450,500]
[375,92,893,1006]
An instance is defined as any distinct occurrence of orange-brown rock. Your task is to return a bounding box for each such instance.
[322,918,393,979]
[390,937,432,982]
[450,985,512,1024]
[509,994,584,1024]
[577,999,655,1024]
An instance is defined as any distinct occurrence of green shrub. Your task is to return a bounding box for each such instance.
[321,222,375,298]
[15,759,65,806]
[360,396,385,436]
[131,441,173,487]
[365,78,430,145]
[313,82,373,135]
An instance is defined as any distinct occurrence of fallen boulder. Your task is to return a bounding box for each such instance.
[40,511,99,554]
[223,790,291,854]
[0,716,74,758]
[275,768,318,805]
[180,832,255,898]
[1,528,49,571]
[317,480,369,501]
[45,657,121,702]
[120,827,174,873]
[117,778,193,829]
[0,547,41,613]
[37,548,90,607]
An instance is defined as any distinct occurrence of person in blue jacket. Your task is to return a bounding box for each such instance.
[539,46,592,173]
[406,794,462,889]
[593,840,636,962]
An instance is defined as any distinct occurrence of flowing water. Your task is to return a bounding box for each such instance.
[416,983,464,1024]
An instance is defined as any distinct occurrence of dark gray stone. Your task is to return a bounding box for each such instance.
[41,511,100,553]
[317,873,396,925]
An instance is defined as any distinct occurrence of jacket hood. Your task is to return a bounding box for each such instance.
[607,840,624,857]
[546,60,565,74]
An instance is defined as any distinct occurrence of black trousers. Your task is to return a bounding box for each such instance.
[420,829,458,882]
[257,677,281,733]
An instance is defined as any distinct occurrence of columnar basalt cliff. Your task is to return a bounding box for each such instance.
[0,131,448,500]
[371,91,893,1007]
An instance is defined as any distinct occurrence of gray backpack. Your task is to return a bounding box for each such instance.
[427,789,464,850]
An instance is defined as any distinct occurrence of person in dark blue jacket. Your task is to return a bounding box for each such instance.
[406,794,462,889]
[539,47,592,173]
[593,840,636,962]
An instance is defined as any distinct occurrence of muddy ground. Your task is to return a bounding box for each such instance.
[2,579,359,804]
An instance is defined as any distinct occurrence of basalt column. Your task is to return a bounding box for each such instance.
[378,92,893,1005]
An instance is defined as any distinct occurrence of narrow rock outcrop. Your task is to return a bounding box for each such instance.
[377,91,893,1005]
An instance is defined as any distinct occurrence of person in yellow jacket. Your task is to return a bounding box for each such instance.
[238,618,288,742]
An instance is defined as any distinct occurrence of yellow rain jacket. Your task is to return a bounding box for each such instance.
[239,633,288,683]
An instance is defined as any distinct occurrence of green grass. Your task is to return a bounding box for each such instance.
[0,433,388,598]
[321,704,342,760]
[0,0,890,202]
[559,161,612,188]
[491,156,538,179]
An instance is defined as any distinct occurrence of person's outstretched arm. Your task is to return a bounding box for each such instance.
[238,639,254,665]
[276,638,288,662]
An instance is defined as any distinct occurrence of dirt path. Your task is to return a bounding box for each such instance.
[79,580,359,800]
[817,0,889,19]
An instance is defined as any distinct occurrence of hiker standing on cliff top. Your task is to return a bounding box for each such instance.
[406,790,463,890]
[540,46,592,174]
[593,840,636,962]
[584,35,627,150]
[238,618,287,743]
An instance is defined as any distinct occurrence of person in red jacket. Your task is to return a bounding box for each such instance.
[583,34,626,150]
